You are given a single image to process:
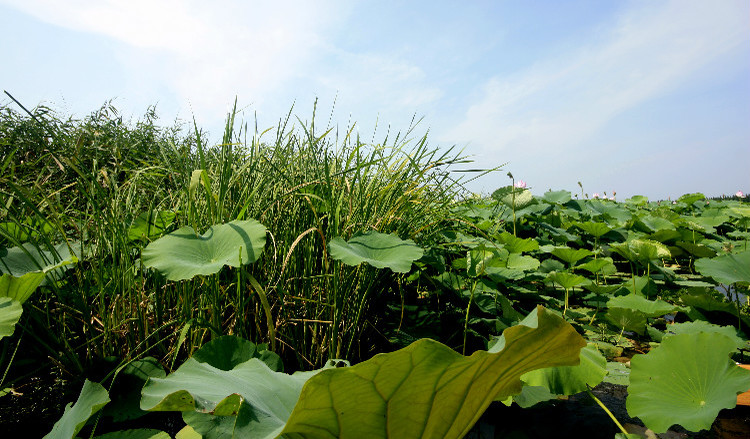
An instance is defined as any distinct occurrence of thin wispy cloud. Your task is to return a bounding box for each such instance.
[440,0,749,192]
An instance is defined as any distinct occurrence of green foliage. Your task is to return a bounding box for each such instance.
[281,306,585,439]
[43,380,110,439]
[142,220,267,281]
[327,231,424,273]
[626,333,750,433]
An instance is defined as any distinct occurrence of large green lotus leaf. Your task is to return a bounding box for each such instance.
[327,231,424,273]
[663,321,746,351]
[634,215,676,233]
[606,294,678,318]
[520,344,607,397]
[465,246,505,277]
[550,247,593,266]
[0,271,45,303]
[142,220,267,281]
[694,250,750,285]
[44,379,110,439]
[626,333,750,433]
[0,241,81,276]
[625,195,649,206]
[611,239,670,263]
[605,308,647,335]
[192,334,283,372]
[492,186,534,209]
[506,253,540,271]
[678,193,706,205]
[546,271,590,290]
[280,306,586,439]
[496,232,539,253]
[0,297,23,340]
[140,338,339,439]
[575,221,611,238]
[676,241,716,258]
[648,229,683,244]
[542,190,571,205]
[577,257,616,275]
[92,430,171,439]
[127,210,176,242]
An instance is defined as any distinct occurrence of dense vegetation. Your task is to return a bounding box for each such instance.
[1,101,749,438]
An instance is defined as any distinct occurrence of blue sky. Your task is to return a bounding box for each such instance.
[1,0,748,200]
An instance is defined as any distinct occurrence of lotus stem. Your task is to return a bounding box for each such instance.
[586,387,628,435]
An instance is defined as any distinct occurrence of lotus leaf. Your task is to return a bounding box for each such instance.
[496,232,539,253]
[634,216,676,233]
[575,221,611,238]
[694,250,750,285]
[192,335,283,372]
[519,344,607,398]
[678,193,705,205]
[127,210,176,242]
[0,241,81,277]
[0,297,23,340]
[550,247,593,266]
[492,186,534,209]
[606,294,678,318]
[142,220,267,281]
[663,321,746,351]
[676,241,716,258]
[0,271,45,303]
[542,190,572,205]
[506,254,540,271]
[605,308,647,335]
[328,231,424,273]
[626,333,750,433]
[43,379,110,439]
[93,430,171,439]
[281,306,585,439]
[578,257,616,275]
[625,195,648,206]
[546,271,590,290]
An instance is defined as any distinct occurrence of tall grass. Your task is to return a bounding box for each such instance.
[0,99,473,381]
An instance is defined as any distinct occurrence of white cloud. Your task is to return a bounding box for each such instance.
[1,0,348,130]
[440,0,750,167]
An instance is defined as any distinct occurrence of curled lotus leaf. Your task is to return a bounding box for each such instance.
[281,306,586,439]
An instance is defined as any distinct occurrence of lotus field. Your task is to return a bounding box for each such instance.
[1,103,749,438]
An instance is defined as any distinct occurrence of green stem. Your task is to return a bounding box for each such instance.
[586,387,628,435]
[463,281,477,355]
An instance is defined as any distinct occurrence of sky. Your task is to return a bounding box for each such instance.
[1,0,748,200]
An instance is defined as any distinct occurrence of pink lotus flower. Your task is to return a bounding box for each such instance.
[514,180,527,189]
[737,191,745,198]
[592,193,600,199]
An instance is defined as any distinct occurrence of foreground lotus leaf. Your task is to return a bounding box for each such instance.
[626,333,750,433]
[327,230,424,273]
[694,250,750,285]
[663,321,746,351]
[43,379,110,439]
[280,306,586,439]
[142,220,267,281]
